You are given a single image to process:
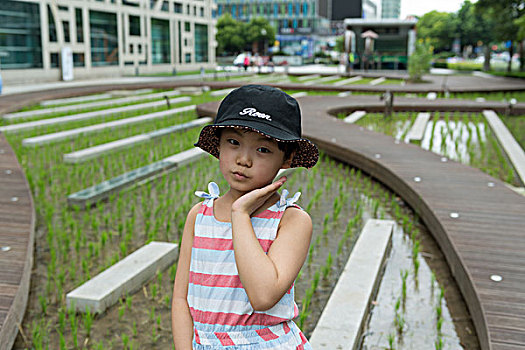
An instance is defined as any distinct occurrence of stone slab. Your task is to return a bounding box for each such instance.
[344,111,366,124]
[3,90,181,120]
[67,148,205,207]
[309,219,394,350]
[483,110,525,186]
[63,117,212,163]
[370,77,386,86]
[1,96,190,132]
[333,76,362,86]
[297,74,320,81]
[210,88,235,96]
[407,112,431,142]
[40,93,113,107]
[22,105,195,146]
[66,241,178,313]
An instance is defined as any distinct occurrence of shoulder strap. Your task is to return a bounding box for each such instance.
[278,189,302,211]
[195,182,220,200]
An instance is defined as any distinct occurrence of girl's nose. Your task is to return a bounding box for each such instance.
[236,150,252,167]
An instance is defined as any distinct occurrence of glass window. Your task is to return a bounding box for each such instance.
[194,23,207,63]
[200,7,204,17]
[50,52,59,68]
[89,10,118,66]
[73,52,85,67]
[161,1,169,12]
[184,22,190,32]
[0,0,43,69]
[174,2,182,13]
[185,52,191,63]
[63,21,70,42]
[303,3,308,16]
[48,5,57,42]
[129,15,140,36]
[151,18,170,64]
[76,8,83,43]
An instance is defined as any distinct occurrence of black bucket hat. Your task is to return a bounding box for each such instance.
[194,84,319,168]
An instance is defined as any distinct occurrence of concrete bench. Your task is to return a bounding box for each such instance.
[407,112,431,143]
[483,110,525,185]
[63,117,212,163]
[3,90,181,121]
[67,148,206,207]
[309,219,394,349]
[66,241,178,313]
[40,93,113,107]
[344,111,366,124]
[369,77,386,86]
[333,76,362,86]
[22,105,195,147]
[1,96,191,133]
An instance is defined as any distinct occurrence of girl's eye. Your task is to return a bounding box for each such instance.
[258,147,271,153]
[227,138,239,145]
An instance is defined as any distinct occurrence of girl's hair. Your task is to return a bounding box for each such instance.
[215,128,297,162]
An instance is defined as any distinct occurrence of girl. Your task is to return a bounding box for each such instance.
[172,85,319,349]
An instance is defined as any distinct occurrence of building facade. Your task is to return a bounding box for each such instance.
[0,0,216,84]
[215,0,331,57]
[381,0,400,19]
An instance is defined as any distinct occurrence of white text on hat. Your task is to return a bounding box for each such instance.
[239,107,272,121]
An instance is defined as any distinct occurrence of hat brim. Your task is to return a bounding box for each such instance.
[194,121,319,169]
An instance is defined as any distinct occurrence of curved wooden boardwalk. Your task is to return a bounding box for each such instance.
[0,75,524,348]
[0,134,35,350]
[197,95,525,350]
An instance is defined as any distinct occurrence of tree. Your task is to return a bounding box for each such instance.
[243,17,275,54]
[456,0,496,71]
[408,39,433,82]
[475,0,525,72]
[216,14,245,55]
[416,11,457,53]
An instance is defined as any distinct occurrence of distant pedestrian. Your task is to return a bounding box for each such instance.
[243,55,250,71]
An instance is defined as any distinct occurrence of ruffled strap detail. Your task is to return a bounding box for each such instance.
[195,182,220,199]
[278,189,301,209]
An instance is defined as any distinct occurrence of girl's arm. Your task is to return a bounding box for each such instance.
[171,202,200,349]
[231,180,313,311]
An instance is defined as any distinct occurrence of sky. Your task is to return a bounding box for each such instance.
[399,0,477,18]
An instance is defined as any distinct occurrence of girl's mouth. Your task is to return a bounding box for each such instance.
[233,171,248,180]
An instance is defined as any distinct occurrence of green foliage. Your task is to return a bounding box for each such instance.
[408,40,432,82]
[216,15,275,55]
[416,11,457,52]
[216,14,245,54]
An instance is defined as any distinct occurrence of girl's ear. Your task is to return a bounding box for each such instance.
[281,150,296,169]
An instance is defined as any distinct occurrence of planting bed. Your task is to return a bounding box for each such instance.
[3,87,478,349]
[349,112,522,187]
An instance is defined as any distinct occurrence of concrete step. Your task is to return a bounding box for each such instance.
[309,219,394,349]
[67,147,206,207]
[22,105,195,147]
[66,241,178,313]
[483,110,525,186]
[333,76,362,86]
[210,88,235,96]
[344,111,366,124]
[3,89,181,121]
[63,117,212,163]
[1,96,190,132]
[369,77,386,85]
[407,112,431,143]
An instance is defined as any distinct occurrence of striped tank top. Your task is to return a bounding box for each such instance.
[188,182,312,349]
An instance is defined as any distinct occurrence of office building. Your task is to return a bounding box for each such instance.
[0,0,216,83]
[381,0,401,19]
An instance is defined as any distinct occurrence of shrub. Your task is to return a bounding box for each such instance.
[408,40,432,82]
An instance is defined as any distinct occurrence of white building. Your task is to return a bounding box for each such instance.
[0,0,217,84]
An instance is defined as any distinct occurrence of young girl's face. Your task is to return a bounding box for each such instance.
[218,127,291,193]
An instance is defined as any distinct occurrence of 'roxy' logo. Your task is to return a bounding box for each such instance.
[239,107,272,121]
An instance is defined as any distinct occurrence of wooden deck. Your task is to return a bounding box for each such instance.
[197,95,525,350]
[0,133,35,350]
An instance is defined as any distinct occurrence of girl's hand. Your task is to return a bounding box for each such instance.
[231,176,287,216]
